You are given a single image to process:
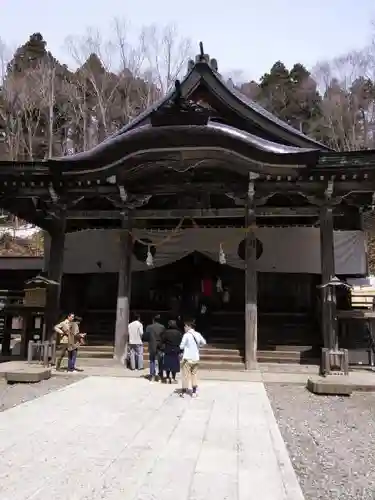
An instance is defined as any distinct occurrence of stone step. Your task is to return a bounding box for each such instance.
[78,345,317,365]
[258,350,301,359]
[260,345,318,353]
[83,330,317,342]
[79,350,244,363]
[82,344,114,351]
[257,351,319,364]
[80,344,244,355]
[141,345,242,355]
[80,343,316,354]
[75,357,246,371]
[75,355,318,369]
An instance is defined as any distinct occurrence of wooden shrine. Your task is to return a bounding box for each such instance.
[0,45,374,370]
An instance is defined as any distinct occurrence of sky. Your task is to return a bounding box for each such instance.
[1,0,375,81]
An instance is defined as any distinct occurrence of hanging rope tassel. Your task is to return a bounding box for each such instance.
[146,246,154,266]
[219,243,226,265]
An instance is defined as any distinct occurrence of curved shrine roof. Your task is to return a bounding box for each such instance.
[107,52,330,151]
[52,122,319,179]
[47,49,329,178]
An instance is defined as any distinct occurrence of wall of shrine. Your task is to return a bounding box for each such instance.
[44,227,368,276]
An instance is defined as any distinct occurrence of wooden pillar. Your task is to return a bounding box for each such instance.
[114,212,133,363]
[44,217,66,341]
[245,179,258,370]
[359,209,370,276]
[320,205,337,349]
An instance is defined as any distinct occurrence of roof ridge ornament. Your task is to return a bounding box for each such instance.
[186,42,219,75]
[198,41,206,61]
[150,79,210,127]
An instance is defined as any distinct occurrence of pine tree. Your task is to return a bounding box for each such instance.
[288,63,322,136]
[8,33,50,73]
[258,61,291,122]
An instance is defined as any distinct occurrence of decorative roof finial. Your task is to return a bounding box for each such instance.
[194,42,217,69]
[199,41,204,59]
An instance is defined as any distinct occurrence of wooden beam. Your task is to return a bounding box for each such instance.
[0,197,55,232]
[5,179,375,199]
[256,181,375,196]
[9,182,243,198]
[52,206,348,221]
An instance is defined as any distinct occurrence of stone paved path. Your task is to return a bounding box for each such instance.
[0,377,305,500]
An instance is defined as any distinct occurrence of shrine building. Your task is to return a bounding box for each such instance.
[0,47,374,369]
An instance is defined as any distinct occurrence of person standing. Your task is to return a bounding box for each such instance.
[54,313,74,371]
[179,319,206,398]
[143,314,165,381]
[67,317,86,373]
[128,313,144,370]
[161,319,182,384]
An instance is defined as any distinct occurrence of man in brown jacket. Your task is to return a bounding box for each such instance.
[67,317,85,372]
[54,313,74,371]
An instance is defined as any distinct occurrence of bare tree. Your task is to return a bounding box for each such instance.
[65,25,148,143]
[0,105,23,161]
[113,18,158,124]
[35,60,60,158]
[0,74,23,161]
[0,37,10,84]
[12,68,47,160]
[313,52,375,150]
[65,28,117,143]
[64,21,191,147]
[141,23,192,95]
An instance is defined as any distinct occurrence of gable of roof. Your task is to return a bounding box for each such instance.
[109,48,330,151]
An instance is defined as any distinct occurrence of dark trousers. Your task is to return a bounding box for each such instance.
[68,349,77,371]
[149,352,163,377]
[165,370,177,380]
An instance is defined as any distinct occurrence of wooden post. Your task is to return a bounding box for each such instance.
[44,217,66,341]
[359,208,370,276]
[320,205,337,349]
[245,177,258,370]
[114,212,133,363]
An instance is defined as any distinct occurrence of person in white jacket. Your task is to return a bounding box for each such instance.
[179,319,206,398]
[128,313,144,370]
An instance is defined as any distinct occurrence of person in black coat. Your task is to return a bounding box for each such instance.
[143,314,165,381]
[161,319,183,383]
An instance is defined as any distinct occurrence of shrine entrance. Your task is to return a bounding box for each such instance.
[131,251,245,338]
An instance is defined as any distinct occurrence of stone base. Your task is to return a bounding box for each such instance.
[306,377,352,396]
[320,348,349,376]
[5,367,51,384]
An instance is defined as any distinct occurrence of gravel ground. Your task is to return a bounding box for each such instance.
[0,375,86,412]
[266,384,375,500]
